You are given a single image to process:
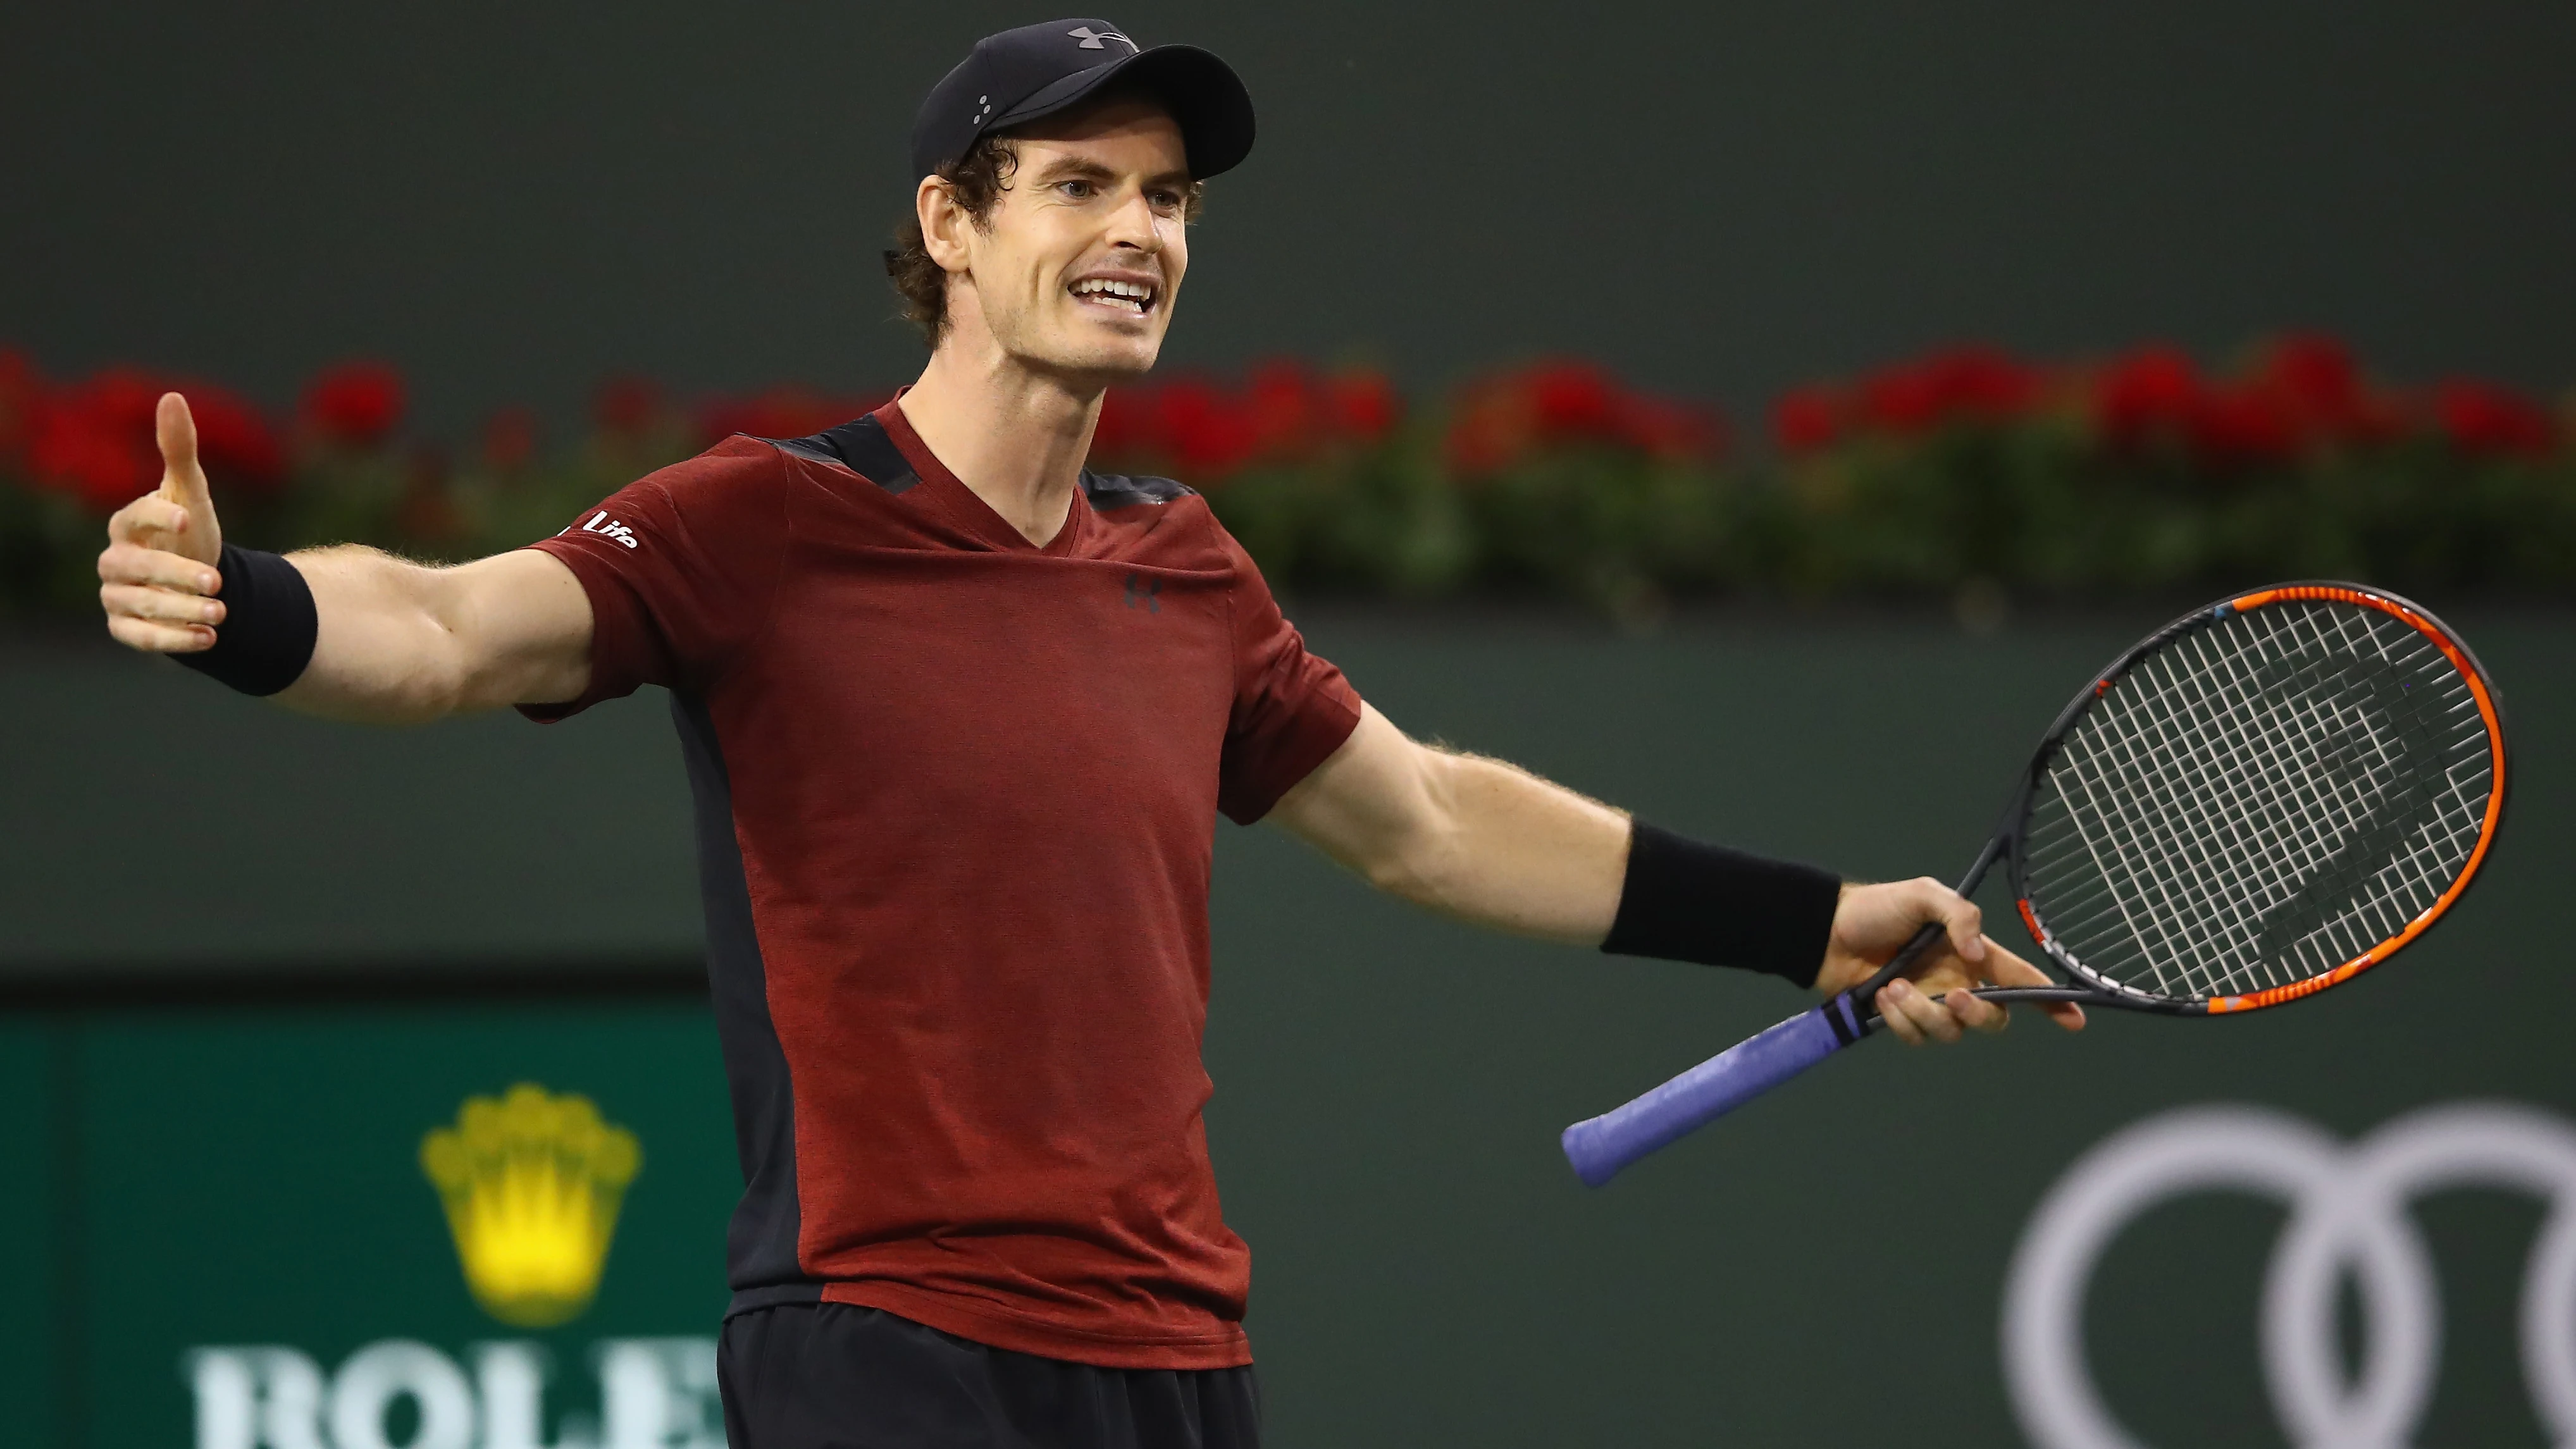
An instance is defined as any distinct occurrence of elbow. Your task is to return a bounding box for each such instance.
[1354,746,1471,907]
[1358,817,1463,909]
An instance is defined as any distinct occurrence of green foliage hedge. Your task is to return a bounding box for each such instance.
[6,336,2572,622]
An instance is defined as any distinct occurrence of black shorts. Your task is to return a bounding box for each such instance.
[718,1303,1263,1449]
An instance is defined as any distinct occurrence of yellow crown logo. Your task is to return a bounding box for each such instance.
[419,1083,642,1328]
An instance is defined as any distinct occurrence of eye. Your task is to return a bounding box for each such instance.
[1056,178,1098,200]
[1147,187,1183,212]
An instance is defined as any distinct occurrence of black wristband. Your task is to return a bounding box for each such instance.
[1601,821,1843,989]
[172,544,318,697]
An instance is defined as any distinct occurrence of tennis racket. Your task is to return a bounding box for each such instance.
[1563,583,2509,1187]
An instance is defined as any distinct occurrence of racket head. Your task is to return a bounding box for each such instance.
[2002,583,2507,1015]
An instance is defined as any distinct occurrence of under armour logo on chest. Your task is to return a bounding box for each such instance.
[1124,572,1162,613]
[1068,25,1137,52]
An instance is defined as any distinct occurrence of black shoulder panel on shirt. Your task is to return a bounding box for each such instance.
[1081,471,1194,510]
[771,416,918,495]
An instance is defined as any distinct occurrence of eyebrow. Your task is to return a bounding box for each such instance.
[1028,155,1192,190]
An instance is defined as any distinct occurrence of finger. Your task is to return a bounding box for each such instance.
[1976,939,2086,1032]
[1916,879,1986,964]
[1893,979,1964,1044]
[97,543,221,593]
[106,613,214,653]
[101,583,226,627]
[156,392,209,510]
[107,493,194,544]
[1880,978,1960,1045]
[1947,987,2008,1034]
[1875,985,1924,1045]
[1981,939,2050,987]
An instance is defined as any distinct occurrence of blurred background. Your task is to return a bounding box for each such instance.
[4,3,2573,1446]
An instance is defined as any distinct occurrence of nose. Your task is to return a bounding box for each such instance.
[1104,185,1163,254]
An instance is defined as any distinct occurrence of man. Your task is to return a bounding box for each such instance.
[96,18,2080,1448]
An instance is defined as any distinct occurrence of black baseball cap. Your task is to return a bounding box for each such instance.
[910,19,1256,183]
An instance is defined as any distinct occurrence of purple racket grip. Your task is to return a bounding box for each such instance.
[1561,1004,1850,1186]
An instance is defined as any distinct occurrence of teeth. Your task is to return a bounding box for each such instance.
[1072,278,1154,308]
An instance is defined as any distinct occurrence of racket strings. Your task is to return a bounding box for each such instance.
[2021,600,2492,1002]
[2039,605,2483,997]
[2069,608,2468,996]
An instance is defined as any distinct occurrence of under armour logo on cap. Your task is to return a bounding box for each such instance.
[1067,25,1137,51]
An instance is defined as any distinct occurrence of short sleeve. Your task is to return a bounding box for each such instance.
[1217,533,1363,824]
[517,436,790,721]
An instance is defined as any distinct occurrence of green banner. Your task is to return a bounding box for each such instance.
[0,1006,736,1449]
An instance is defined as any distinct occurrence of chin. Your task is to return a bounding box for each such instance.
[1036,335,1165,383]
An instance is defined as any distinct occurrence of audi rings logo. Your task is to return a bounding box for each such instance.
[2002,1103,2576,1448]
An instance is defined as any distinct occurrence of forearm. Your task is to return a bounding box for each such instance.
[1273,706,1842,980]
[1377,749,1631,943]
[1275,709,1632,943]
[277,546,590,724]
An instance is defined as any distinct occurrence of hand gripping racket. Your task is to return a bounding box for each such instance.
[1563,583,2510,1187]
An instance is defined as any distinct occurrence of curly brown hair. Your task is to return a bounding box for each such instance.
[882,117,1205,349]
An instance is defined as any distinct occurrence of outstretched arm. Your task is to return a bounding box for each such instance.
[96,392,593,724]
[1265,705,1632,944]
[1266,705,2083,1039]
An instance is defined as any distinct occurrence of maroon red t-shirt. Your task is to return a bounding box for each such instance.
[522,400,1361,1369]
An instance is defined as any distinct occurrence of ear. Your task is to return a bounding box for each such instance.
[917,176,974,276]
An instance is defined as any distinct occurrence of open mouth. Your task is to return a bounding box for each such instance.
[1068,276,1158,317]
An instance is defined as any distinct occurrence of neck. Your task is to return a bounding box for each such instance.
[898,338,1104,546]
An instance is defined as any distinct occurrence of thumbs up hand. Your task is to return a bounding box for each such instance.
[97,392,230,653]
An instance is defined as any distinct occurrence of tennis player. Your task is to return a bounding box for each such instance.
[96,18,2080,1448]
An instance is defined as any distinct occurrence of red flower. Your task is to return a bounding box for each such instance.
[1153,378,1262,476]
[1243,361,1320,460]
[1444,361,1721,475]
[1325,369,1399,441]
[2093,345,2203,447]
[1442,379,1530,476]
[182,384,287,493]
[2261,333,2359,418]
[1858,366,1939,435]
[302,361,405,445]
[2188,385,2300,466]
[0,348,39,469]
[481,408,540,471]
[2433,379,2556,459]
[28,370,165,510]
[1930,347,2041,419]
[1091,366,1397,479]
[2248,333,2411,447]
[695,387,886,446]
[687,380,884,446]
[1618,397,1724,459]
[30,418,156,510]
[1092,385,1151,460]
[1771,385,1842,454]
[594,376,666,437]
[13,362,282,498]
[1528,362,1620,439]
[1854,347,2037,436]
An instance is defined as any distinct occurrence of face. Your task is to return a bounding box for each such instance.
[926,97,1192,381]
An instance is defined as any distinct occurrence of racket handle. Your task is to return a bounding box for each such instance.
[1560,1003,1853,1187]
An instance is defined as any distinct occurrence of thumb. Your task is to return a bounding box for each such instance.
[156,392,211,511]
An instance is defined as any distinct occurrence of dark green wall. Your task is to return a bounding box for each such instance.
[6,3,2574,435]
[0,634,700,971]
[3,611,2571,1445]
